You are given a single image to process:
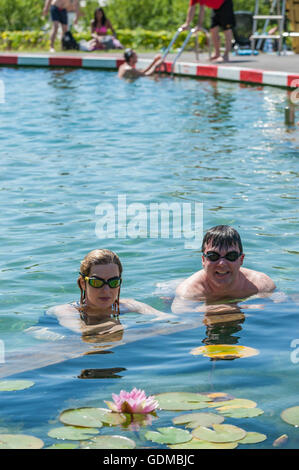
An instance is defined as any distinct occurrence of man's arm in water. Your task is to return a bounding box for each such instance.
[141,54,163,76]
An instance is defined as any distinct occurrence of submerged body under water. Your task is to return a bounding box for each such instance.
[1,287,298,448]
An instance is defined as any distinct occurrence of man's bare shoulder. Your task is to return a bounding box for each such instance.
[241,267,276,292]
[118,65,142,79]
[175,270,206,299]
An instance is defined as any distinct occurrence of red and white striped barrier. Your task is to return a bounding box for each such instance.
[170,61,299,88]
[0,53,298,89]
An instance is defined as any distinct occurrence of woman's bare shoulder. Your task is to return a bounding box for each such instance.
[119,298,135,313]
[47,303,82,333]
[47,303,79,318]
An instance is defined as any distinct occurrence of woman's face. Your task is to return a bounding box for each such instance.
[96,9,103,21]
[81,263,120,310]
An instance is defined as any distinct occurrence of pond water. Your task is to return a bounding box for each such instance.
[0,67,298,449]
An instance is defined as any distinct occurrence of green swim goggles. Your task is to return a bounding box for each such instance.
[80,273,122,289]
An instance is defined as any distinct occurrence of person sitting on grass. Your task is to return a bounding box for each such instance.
[88,7,123,51]
[118,49,163,80]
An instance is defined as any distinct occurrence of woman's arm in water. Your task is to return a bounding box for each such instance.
[120,298,175,321]
[47,299,175,337]
[47,304,125,337]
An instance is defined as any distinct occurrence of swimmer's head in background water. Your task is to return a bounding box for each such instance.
[78,249,123,311]
[201,225,243,254]
[124,48,135,63]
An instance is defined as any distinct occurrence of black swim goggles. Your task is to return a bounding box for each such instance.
[80,273,122,288]
[203,251,242,262]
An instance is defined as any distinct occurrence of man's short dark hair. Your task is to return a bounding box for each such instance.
[124,48,134,63]
[201,225,243,253]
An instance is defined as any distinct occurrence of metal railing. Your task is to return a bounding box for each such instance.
[161,27,211,74]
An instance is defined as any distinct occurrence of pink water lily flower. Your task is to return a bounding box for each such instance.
[105,388,159,414]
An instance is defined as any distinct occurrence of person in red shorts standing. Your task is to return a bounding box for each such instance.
[181,0,235,62]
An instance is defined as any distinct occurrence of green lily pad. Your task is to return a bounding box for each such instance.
[281,406,299,426]
[192,424,246,443]
[169,438,239,449]
[154,392,211,411]
[82,435,136,449]
[59,408,103,428]
[59,407,126,428]
[238,432,267,444]
[209,398,257,409]
[218,407,264,419]
[145,427,192,445]
[0,380,34,392]
[47,442,78,449]
[190,344,259,360]
[48,426,99,441]
[172,412,224,428]
[0,434,44,449]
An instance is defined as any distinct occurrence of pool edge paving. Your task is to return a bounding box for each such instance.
[0,52,298,89]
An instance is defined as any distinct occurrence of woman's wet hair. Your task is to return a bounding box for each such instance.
[92,7,106,27]
[78,249,122,311]
[124,48,134,63]
[201,225,243,253]
[79,249,122,277]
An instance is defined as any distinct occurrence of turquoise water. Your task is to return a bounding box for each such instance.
[0,67,298,449]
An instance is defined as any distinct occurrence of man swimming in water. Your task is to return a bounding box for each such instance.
[172,225,276,313]
[118,49,163,80]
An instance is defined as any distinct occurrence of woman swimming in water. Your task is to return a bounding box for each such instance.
[49,249,173,337]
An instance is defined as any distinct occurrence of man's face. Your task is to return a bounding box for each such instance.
[129,52,138,66]
[202,241,245,288]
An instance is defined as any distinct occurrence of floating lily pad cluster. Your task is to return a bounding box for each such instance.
[0,380,45,449]
[44,391,268,449]
[47,407,138,449]
[146,391,267,448]
[0,378,298,449]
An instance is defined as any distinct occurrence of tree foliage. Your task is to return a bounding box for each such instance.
[0,0,44,31]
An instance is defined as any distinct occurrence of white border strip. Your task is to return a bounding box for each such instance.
[17,55,50,66]
[174,62,198,76]
[262,71,288,87]
[217,66,242,82]
[82,57,117,69]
